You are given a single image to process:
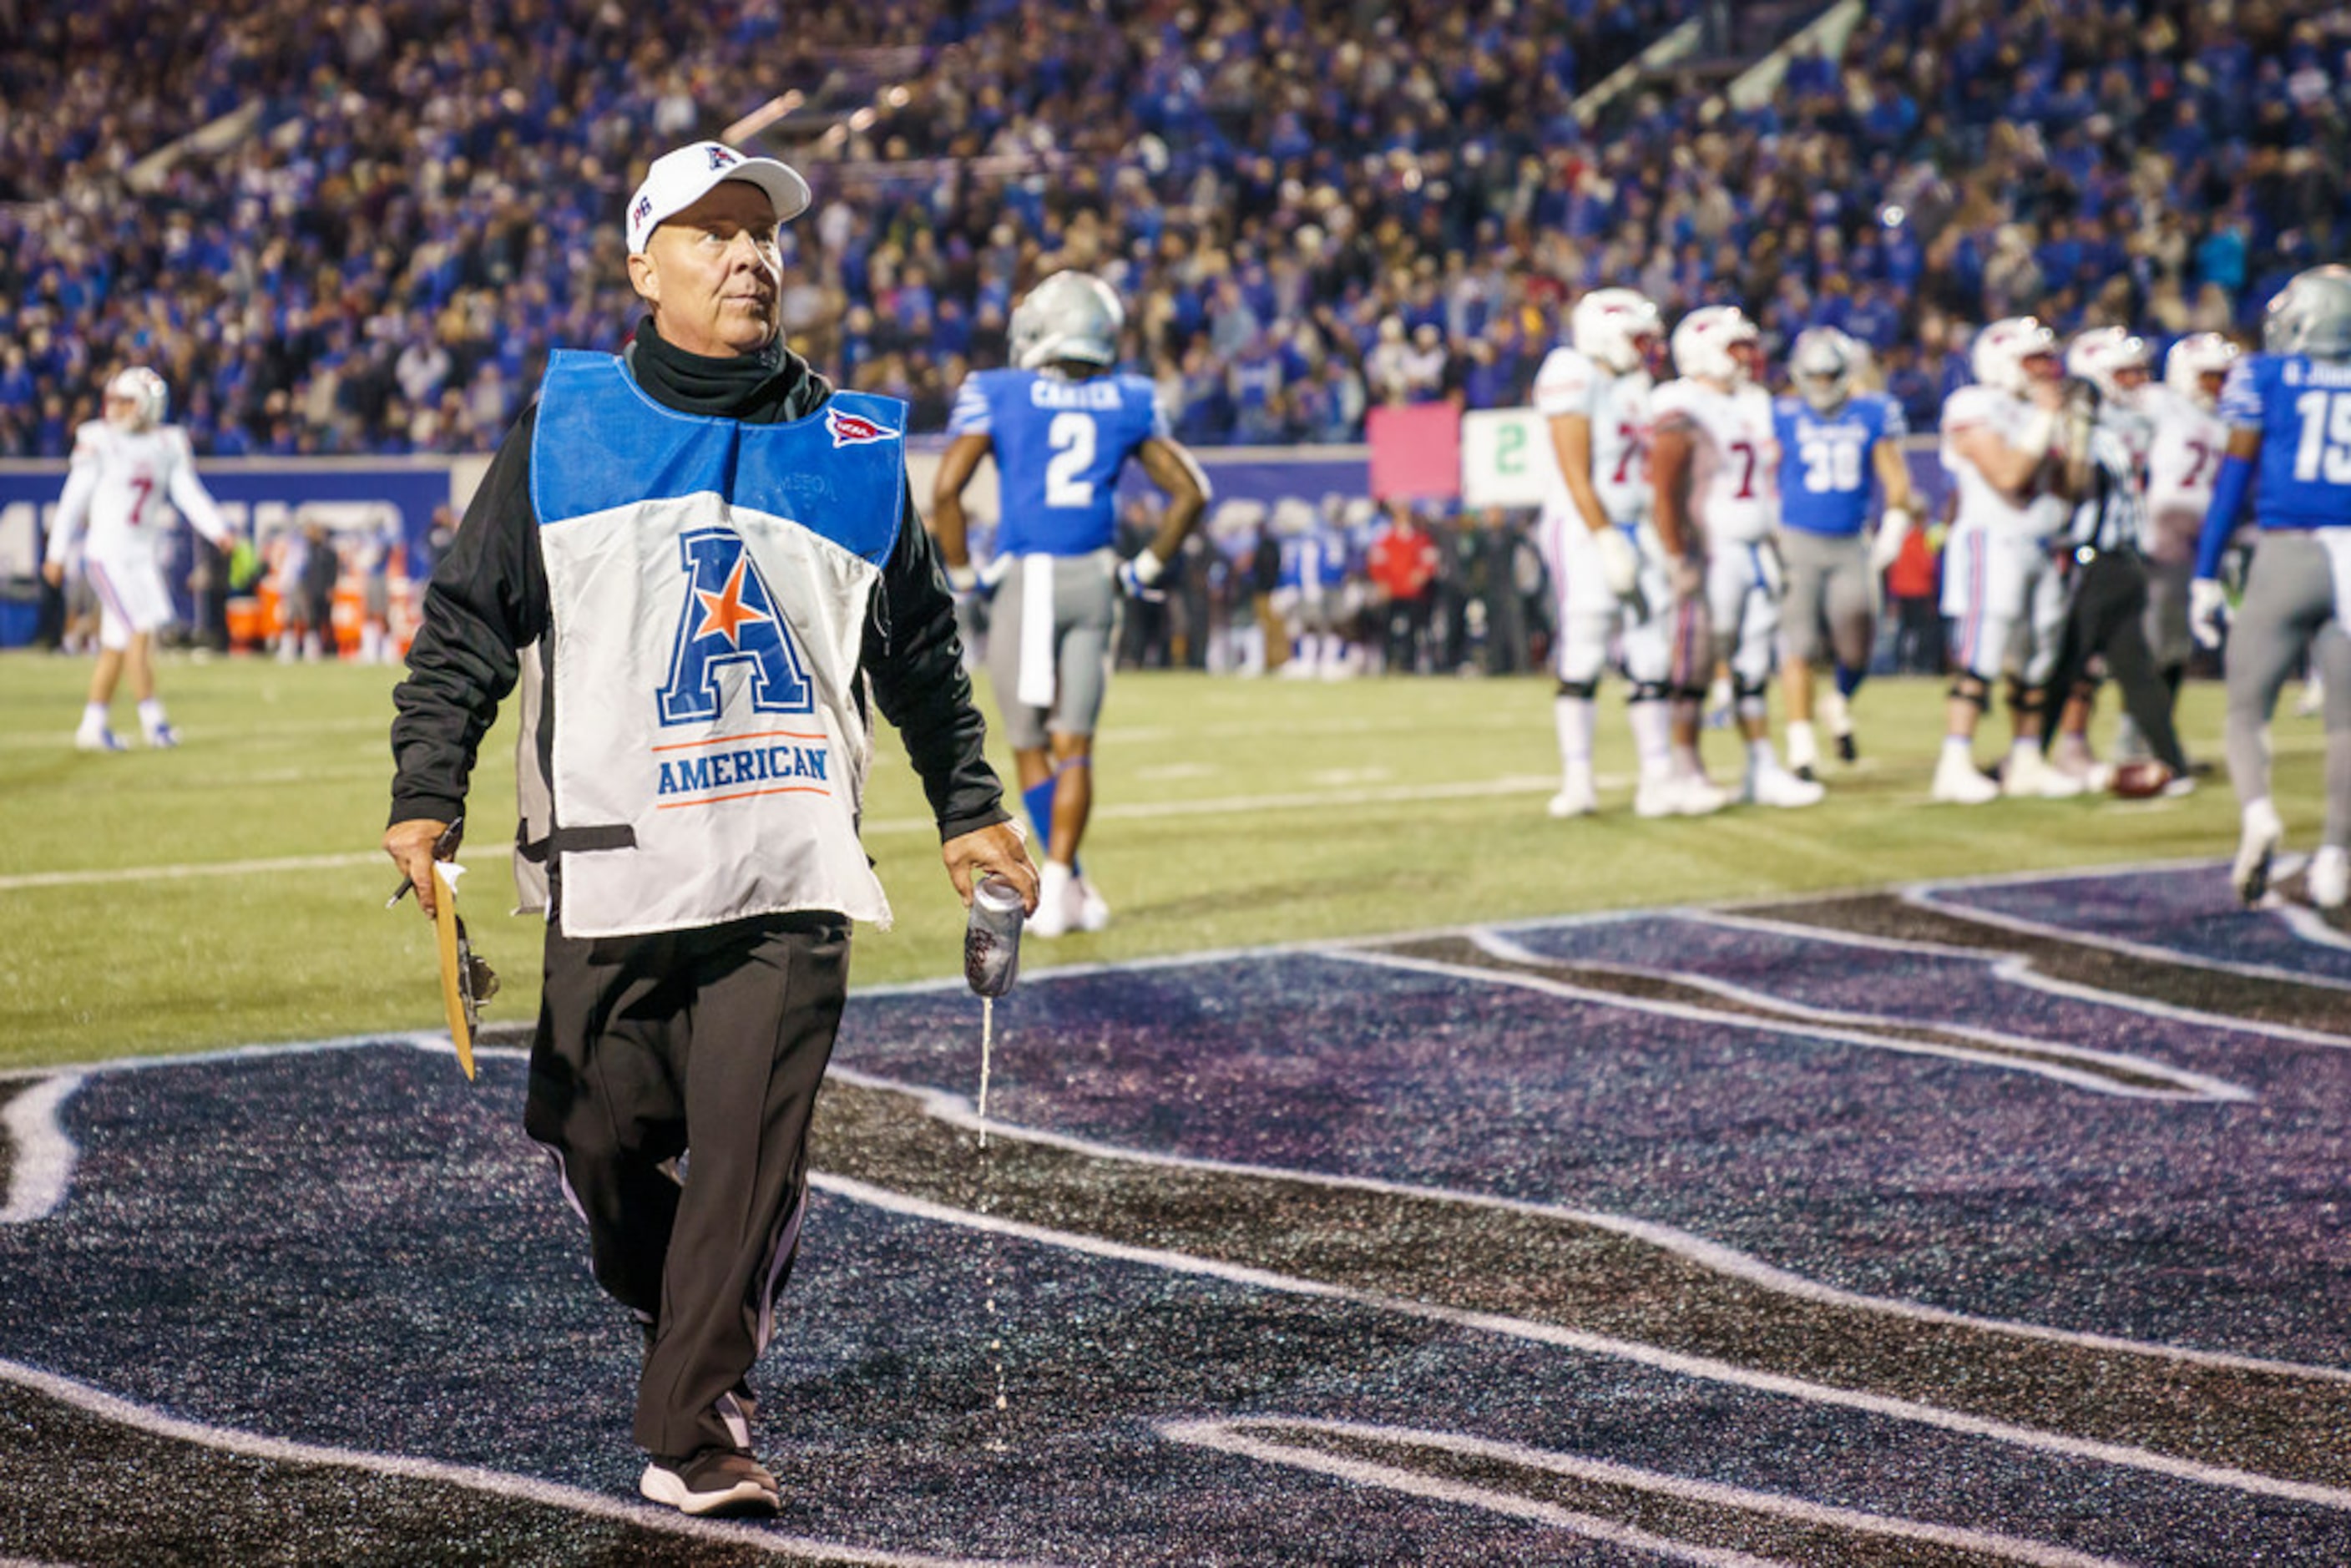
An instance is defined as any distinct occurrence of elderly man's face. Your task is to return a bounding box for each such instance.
[627,181,783,357]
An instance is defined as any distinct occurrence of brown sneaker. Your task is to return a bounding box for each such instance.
[639,1449,781,1518]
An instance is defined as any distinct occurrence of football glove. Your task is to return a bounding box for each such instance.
[1868,506,1912,575]
[1116,549,1167,602]
[2189,576,2229,650]
[1593,526,1641,601]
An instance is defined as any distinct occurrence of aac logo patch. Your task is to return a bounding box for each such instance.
[826,407,894,448]
[656,527,814,725]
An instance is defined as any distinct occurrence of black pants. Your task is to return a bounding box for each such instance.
[524,909,849,1462]
[2048,550,2189,774]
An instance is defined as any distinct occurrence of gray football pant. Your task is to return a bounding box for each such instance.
[2223,533,2351,850]
[986,550,1118,750]
[525,908,850,1462]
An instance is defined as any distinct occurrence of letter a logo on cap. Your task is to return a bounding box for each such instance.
[708,146,737,169]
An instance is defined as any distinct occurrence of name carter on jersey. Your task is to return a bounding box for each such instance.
[1028,377,1128,410]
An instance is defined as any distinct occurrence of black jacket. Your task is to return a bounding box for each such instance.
[388,322,1006,862]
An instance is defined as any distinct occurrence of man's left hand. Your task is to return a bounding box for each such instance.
[943,821,1041,913]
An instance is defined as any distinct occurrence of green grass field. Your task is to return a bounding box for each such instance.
[0,646,2316,1070]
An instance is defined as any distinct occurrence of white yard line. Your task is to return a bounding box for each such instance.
[0,775,1560,893]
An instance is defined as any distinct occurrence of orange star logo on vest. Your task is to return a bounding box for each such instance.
[693,556,772,646]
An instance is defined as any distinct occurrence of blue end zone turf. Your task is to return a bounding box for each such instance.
[4,864,2350,1563]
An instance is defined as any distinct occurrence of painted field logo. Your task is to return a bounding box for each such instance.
[826,407,892,448]
[657,527,814,725]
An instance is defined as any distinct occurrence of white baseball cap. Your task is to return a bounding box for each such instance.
[624,141,811,254]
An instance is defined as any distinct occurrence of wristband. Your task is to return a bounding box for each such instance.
[2011,407,2058,464]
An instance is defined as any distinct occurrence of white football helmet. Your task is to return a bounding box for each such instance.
[1969,316,2060,396]
[1788,326,1861,412]
[1009,271,1125,371]
[2065,326,2151,408]
[1670,305,1761,387]
[1569,288,1663,375]
[2162,332,2240,412]
[2262,264,2351,360]
[104,367,169,432]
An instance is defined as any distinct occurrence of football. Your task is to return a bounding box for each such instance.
[2110,759,2176,799]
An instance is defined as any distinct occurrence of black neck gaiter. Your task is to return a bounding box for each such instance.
[625,317,822,425]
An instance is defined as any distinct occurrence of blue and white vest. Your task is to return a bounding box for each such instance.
[529,351,907,938]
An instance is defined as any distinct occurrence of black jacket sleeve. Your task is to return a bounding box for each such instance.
[387,407,549,827]
[862,479,1009,842]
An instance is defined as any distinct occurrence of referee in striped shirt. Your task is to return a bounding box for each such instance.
[2043,373,2192,787]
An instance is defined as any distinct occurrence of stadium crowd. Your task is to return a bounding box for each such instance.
[3,0,2347,458]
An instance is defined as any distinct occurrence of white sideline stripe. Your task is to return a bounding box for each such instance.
[0,775,1560,893]
[0,1358,1038,1568]
[0,851,384,893]
[1170,1419,1792,1568]
[0,1076,83,1224]
[824,1065,2351,1388]
[866,772,1560,836]
[1336,944,2232,1102]
[1688,910,2351,1050]
[1904,882,2351,994]
[817,1170,2351,1513]
[1161,1418,2130,1568]
[1464,928,2251,1101]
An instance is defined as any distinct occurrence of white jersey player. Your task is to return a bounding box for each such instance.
[1534,287,1697,818]
[2141,332,2240,682]
[1932,317,2088,802]
[1651,305,1820,808]
[41,367,234,751]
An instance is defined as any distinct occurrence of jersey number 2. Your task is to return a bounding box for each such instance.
[2292,391,2351,484]
[1045,412,1098,507]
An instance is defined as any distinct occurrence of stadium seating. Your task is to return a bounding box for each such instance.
[1,0,2343,457]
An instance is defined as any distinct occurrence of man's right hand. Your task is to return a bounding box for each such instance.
[384,818,455,917]
[1593,526,1641,601]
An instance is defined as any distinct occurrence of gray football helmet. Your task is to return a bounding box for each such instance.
[1788,326,1861,412]
[2263,264,2351,360]
[1009,271,1125,371]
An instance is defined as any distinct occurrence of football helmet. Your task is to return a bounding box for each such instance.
[1969,316,2060,396]
[1569,288,1663,375]
[2065,326,2151,408]
[2162,332,2240,411]
[1670,305,1762,387]
[1788,326,1861,412]
[104,367,169,432]
[2261,264,2351,360]
[1009,271,1125,371]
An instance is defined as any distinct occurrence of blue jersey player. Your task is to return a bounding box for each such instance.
[1770,327,1919,777]
[931,271,1210,936]
[2189,264,2351,911]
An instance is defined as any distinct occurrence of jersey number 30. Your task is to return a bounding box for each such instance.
[2292,391,2351,483]
[1045,412,1098,507]
[1798,437,1863,493]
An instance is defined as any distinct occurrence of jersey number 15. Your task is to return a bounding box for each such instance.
[2293,391,2351,484]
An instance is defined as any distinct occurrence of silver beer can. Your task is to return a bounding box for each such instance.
[964,876,1024,997]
